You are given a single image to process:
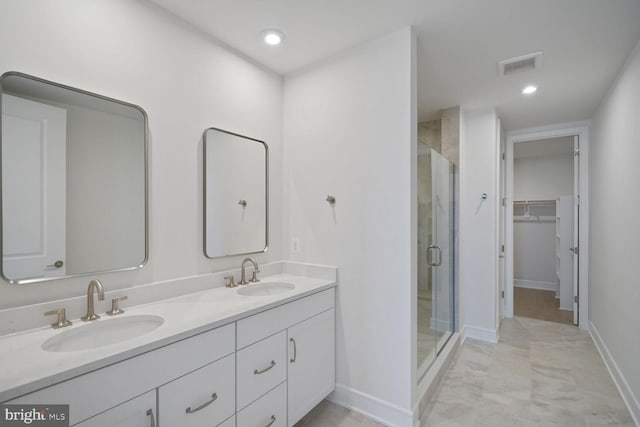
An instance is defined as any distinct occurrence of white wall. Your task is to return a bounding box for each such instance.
[460,109,499,341]
[514,154,573,200]
[0,0,283,308]
[590,40,640,422]
[283,28,416,425]
[513,153,573,285]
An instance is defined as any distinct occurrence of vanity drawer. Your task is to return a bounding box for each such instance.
[237,288,335,349]
[7,323,235,425]
[236,381,286,427]
[236,331,286,410]
[73,390,156,427]
[158,353,235,427]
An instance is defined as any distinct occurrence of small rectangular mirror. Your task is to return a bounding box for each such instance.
[204,127,268,258]
[1,72,148,284]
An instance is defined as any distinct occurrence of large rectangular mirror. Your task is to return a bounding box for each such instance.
[1,72,148,284]
[204,127,268,258]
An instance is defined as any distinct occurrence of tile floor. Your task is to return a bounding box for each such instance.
[297,317,634,427]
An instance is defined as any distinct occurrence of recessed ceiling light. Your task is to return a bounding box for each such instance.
[522,85,538,95]
[262,29,284,46]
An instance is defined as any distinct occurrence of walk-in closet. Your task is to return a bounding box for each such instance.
[512,136,577,325]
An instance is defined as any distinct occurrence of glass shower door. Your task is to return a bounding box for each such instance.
[417,146,455,383]
[430,150,455,356]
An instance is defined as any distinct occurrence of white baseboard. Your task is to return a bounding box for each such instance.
[328,384,415,427]
[589,322,640,426]
[514,279,557,292]
[461,325,498,344]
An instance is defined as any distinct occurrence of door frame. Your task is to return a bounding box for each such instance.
[504,121,590,330]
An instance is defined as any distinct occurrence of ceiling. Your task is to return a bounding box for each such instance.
[514,137,574,159]
[147,0,640,130]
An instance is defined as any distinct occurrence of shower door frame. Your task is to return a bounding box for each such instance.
[416,147,456,383]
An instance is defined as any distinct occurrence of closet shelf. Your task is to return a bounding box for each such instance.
[513,199,556,206]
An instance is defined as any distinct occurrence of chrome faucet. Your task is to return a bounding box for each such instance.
[81,279,105,321]
[239,258,260,285]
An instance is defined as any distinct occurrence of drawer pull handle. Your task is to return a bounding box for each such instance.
[265,415,276,427]
[254,360,276,375]
[290,338,297,363]
[146,409,156,427]
[185,393,218,414]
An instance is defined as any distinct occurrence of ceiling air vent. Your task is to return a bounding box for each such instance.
[498,51,543,77]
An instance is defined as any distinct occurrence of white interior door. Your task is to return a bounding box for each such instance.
[2,94,67,281]
[572,136,580,325]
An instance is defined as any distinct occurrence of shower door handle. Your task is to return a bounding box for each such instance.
[427,245,442,267]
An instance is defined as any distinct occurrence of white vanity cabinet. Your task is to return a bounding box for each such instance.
[73,391,156,427]
[7,324,236,425]
[4,286,336,427]
[236,288,336,427]
[287,308,336,426]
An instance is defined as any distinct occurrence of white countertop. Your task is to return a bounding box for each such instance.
[0,273,335,402]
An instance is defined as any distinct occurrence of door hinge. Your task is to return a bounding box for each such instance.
[576,195,580,206]
[502,197,506,206]
[502,152,505,160]
[574,148,580,157]
[501,244,505,253]
[501,291,505,298]
[574,295,578,303]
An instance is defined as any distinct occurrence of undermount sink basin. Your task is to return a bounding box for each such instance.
[42,315,164,352]
[237,282,295,297]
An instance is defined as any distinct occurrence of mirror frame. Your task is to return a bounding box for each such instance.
[203,127,269,259]
[0,71,150,284]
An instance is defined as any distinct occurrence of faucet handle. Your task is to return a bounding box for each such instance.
[250,269,260,283]
[224,275,237,288]
[44,308,72,329]
[107,296,128,316]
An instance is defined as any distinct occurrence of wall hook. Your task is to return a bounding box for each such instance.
[238,199,247,207]
[326,195,336,205]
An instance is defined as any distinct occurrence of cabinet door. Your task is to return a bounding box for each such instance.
[287,309,335,426]
[74,390,156,427]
